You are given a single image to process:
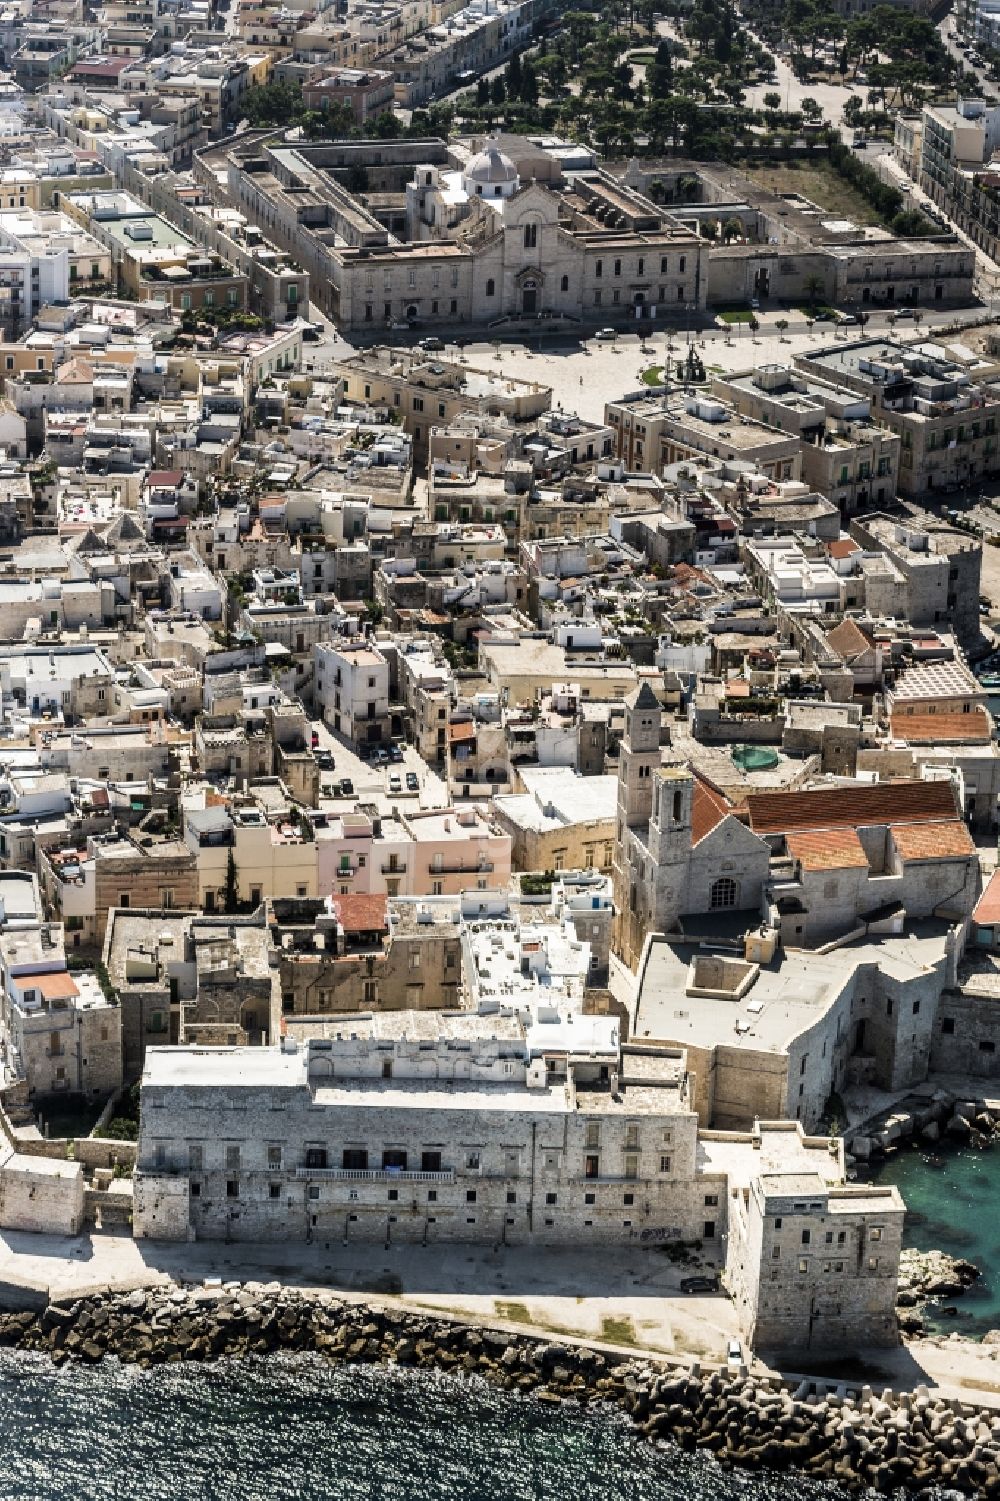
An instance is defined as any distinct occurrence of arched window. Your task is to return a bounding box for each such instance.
[561,275,569,292]
[486,278,495,296]
[710,877,738,910]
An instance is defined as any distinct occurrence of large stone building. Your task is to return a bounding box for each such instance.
[38,832,199,953]
[917,97,1000,262]
[612,683,769,969]
[623,158,975,311]
[0,871,122,1106]
[726,1163,903,1353]
[103,907,279,1074]
[633,924,958,1131]
[274,893,464,1017]
[794,338,1000,504]
[223,134,706,333]
[314,638,392,749]
[132,1029,904,1355]
[849,512,982,647]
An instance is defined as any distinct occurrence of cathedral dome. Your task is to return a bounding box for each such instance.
[463,142,519,196]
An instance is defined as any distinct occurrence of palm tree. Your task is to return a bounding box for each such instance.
[803,274,825,311]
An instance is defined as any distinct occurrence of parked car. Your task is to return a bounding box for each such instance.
[594,327,617,341]
[338,777,354,796]
[405,771,419,792]
[838,312,858,324]
[680,1275,719,1294]
[418,336,445,352]
[316,750,334,771]
[389,744,404,763]
[749,297,760,310]
[302,325,321,342]
[374,747,389,766]
[894,307,915,319]
[727,1338,744,1368]
[388,773,402,793]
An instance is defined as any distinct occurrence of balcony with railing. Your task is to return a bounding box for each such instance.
[434,860,494,875]
[294,1166,454,1183]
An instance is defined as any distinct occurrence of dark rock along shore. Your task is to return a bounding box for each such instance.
[4,1285,1000,1496]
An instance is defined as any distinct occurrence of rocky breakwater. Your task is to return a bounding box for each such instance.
[0,1285,999,1493]
[896,1249,981,1336]
[849,1094,1000,1162]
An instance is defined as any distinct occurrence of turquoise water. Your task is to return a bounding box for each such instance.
[0,1352,866,1501]
[871,1142,1000,1336]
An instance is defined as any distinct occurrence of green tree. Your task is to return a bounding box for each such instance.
[240,81,306,128]
[762,91,782,111]
[637,0,657,34]
[804,273,825,307]
[368,109,402,138]
[490,74,506,107]
[713,29,732,65]
[648,38,673,98]
[583,67,615,99]
[224,847,239,913]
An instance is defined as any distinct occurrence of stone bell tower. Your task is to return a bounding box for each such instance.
[617,681,662,832]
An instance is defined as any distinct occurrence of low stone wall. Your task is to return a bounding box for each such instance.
[0,1098,136,1171]
[71,1138,137,1172]
[3,1284,1000,1495]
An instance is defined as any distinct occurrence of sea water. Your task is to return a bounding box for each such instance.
[872,1140,1000,1336]
[0,1351,870,1500]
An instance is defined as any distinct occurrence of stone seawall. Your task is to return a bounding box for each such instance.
[3,1284,1000,1495]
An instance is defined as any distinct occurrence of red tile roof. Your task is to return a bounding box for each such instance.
[70,56,130,77]
[828,538,860,560]
[330,893,388,933]
[786,828,868,871]
[691,773,732,846]
[21,971,79,1001]
[890,820,975,861]
[890,709,991,745]
[148,469,184,488]
[448,721,476,744]
[826,617,875,660]
[974,870,1000,926]
[746,780,959,835]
